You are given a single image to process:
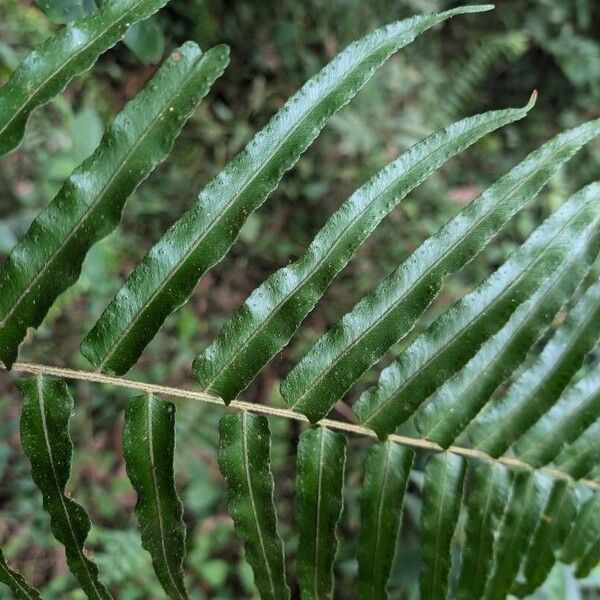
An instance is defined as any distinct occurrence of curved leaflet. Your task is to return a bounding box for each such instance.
[123,394,188,599]
[17,376,111,599]
[282,118,600,424]
[0,42,229,369]
[470,271,600,457]
[218,412,289,600]
[80,5,494,376]
[415,189,600,447]
[296,426,346,600]
[419,453,465,600]
[358,441,414,600]
[0,0,170,156]
[192,99,535,401]
[0,548,40,600]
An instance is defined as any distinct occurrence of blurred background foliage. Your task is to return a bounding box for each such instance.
[0,0,600,597]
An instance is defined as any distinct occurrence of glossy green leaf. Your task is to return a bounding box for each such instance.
[511,481,580,598]
[17,376,111,599]
[415,189,600,447]
[356,179,600,439]
[357,441,414,600]
[419,453,465,600]
[192,100,535,401]
[482,471,551,600]
[296,426,346,600]
[123,394,188,600]
[0,548,40,600]
[554,421,600,479]
[456,463,510,600]
[218,412,289,600]
[283,119,600,425]
[515,363,600,468]
[80,5,494,376]
[470,272,600,458]
[560,493,600,564]
[0,0,171,156]
[0,43,228,370]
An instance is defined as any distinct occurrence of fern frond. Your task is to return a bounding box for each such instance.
[123,394,188,599]
[80,5,494,376]
[358,442,413,600]
[420,452,466,599]
[0,42,229,369]
[192,100,534,401]
[296,426,346,600]
[218,412,289,600]
[283,119,600,425]
[0,0,170,156]
[17,376,111,599]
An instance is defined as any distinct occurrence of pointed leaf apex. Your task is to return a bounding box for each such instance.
[443,4,495,18]
[527,89,538,109]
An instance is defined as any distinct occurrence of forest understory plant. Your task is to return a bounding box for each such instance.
[1,2,600,599]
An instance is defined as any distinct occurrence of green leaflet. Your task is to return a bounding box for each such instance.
[456,463,510,600]
[560,492,600,564]
[123,394,188,600]
[419,453,465,600]
[515,364,600,468]
[0,548,40,600]
[296,426,346,600]
[357,441,414,600]
[574,531,600,578]
[282,118,600,425]
[554,421,600,479]
[0,43,229,370]
[470,272,600,458]
[482,471,551,600]
[415,189,600,447]
[356,179,600,439]
[0,0,170,156]
[17,376,111,599]
[80,5,494,376]
[218,413,289,600]
[511,481,579,598]
[192,99,535,401]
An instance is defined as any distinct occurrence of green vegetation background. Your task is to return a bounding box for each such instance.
[0,0,599,597]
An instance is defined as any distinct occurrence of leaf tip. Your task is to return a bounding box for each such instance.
[446,4,495,17]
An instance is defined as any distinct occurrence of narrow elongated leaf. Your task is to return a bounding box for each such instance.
[574,532,600,577]
[296,426,346,600]
[515,364,600,468]
[456,463,511,600]
[0,43,229,369]
[482,471,551,600]
[80,5,494,376]
[419,453,466,600]
[123,394,188,600]
[356,180,600,438]
[511,481,580,598]
[415,197,600,447]
[560,492,600,564]
[193,99,535,401]
[17,376,111,599]
[218,413,289,600]
[0,548,40,600]
[470,273,600,458]
[554,421,600,479]
[0,0,170,156]
[282,119,600,424]
[358,441,414,600]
